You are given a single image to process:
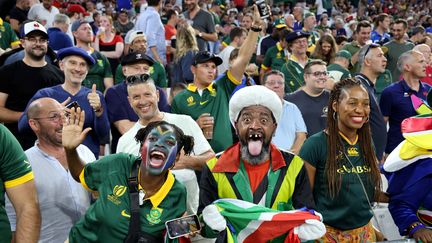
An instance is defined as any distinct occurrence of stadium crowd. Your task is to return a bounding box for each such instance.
[1,0,432,242]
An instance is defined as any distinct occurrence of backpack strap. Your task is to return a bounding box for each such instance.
[124,159,141,243]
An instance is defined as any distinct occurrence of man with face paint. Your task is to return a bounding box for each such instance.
[62,109,195,242]
[199,85,321,242]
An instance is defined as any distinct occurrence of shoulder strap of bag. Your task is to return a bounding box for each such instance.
[124,159,141,243]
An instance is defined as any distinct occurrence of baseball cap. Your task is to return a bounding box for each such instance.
[71,20,90,32]
[126,30,145,45]
[193,51,223,66]
[336,50,352,61]
[23,21,48,38]
[285,31,310,42]
[121,52,154,66]
[67,4,86,14]
[273,18,287,29]
[57,47,95,65]
[304,12,315,19]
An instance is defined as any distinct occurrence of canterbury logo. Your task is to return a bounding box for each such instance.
[113,185,127,197]
[347,147,359,156]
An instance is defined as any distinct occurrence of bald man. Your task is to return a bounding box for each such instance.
[6,97,95,243]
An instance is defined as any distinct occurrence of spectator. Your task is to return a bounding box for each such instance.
[0,124,40,243]
[116,73,214,214]
[260,28,290,81]
[0,17,21,55]
[284,13,295,31]
[380,50,431,156]
[164,9,179,64]
[384,19,414,81]
[47,13,73,51]
[292,6,303,31]
[94,15,124,76]
[414,44,432,86]
[114,31,168,90]
[263,70,307,153]
[183,0,218,52]
[280,31,310,93]
[256,18,287,66]
[169,82,187,105]
[217,27,247,74]
[410,26,427,45]
[355,43,388,161]
[72,20,113,92]
[371,13,391,45]
[27,0,59,28]
[302,12,320,52]
[327,50,352,82]
[311,33,338,65]
[334,18,347,37]
[199,85,321,242]
[171,6,263,153]
[106,52,170,153]
[6,97,94,243]
[8,0,30,34]
[315,13,330,35]
[285,60,330,137]
[342,20,372,74]
[300,78,384,242]
[135,0,167,64]
[113,8,134,38]
[0,21,63,150]
[65,4,88,43]
[18,47,110,158]
[172,24,199,84]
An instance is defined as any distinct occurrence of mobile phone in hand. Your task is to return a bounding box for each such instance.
[165,214,201,239]
[256,0,270,19]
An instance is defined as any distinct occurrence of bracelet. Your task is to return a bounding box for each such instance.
[407,222,426,237]
[250,26,262,32]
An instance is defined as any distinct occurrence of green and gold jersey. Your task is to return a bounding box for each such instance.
[280,56,307,94]
[0,18,20,50]
[114,62,167,88]
[299,131,375,230]
[171,71,241,153]
[69,153,186,242]
[83,50,113,93]
[0,125,33,243]
[261,42,287,72]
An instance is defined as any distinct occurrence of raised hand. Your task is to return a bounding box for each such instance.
[87,84,102,113]
[62,107,92,151]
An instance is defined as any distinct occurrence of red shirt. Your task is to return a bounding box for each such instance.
[420,65,432,86]
[164,24,176,63]
[243,160,270,193]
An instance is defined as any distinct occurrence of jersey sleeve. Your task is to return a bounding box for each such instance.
[0,125,33,188]
[299,134,325,168]
[261,50,272,70]
[80,153,135,191]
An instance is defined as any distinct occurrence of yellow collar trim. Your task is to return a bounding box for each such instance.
[276,42,283,51]
[339,131,358,145]
[138,170,175,208]
[0,18,3,26]
[187,82,215,93]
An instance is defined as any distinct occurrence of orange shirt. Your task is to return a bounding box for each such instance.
[243,160,270,193]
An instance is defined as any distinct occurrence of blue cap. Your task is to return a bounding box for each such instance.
[57,47,95,65]
[285,31,310,43]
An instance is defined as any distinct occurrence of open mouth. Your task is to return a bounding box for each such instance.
[248,133,263,156]
[149,150,166,168]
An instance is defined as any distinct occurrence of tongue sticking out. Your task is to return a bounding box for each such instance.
[248,140,263,156]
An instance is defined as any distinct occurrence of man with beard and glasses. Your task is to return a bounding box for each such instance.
[18,47,110,158]
[6,98,95,243]
[0,21,63,150]
[198,85,318,242]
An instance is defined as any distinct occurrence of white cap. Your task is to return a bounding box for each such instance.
[24,21,48,38]
[126,30,145,44]
[229,86,283,127]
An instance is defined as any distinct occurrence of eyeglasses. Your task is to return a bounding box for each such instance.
[32,113,63,122]
[24,37,48,44]
[126,73,151,85]
[307,71,329,77]
[363,43,380,58]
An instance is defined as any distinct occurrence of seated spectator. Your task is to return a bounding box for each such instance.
[113,8,134,38]
[18,47,110,158]
[327,50,352,83]
[6,98,95,243]
[47,14,73,51]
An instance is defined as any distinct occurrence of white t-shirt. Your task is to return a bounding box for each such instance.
[117,112,212,214]
[27,4,59,28]
[217,45,235,75]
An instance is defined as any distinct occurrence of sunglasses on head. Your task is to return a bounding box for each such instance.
[364,43,381,57]
[126,74,151,85]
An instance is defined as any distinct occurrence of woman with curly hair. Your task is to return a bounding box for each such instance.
[299,78,385,242]
[311,33,338,65]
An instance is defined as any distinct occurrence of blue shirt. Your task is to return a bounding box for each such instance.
[379,80,431,153]
[47,27,73,51]
[18,85,110,158]
[104,81,170,153]
[135,7,166,65]
[371,30,391,44]
[273,100,307,150]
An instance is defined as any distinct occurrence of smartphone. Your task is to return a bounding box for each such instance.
[256,0,270,20]
[65,101,80,110]
[165,214,201,239]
